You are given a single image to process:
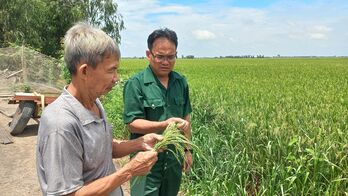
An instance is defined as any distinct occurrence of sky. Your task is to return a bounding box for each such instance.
[117,0,348,57]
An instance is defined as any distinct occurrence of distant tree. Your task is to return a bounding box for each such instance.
[84,0,125,44]
[0,0,50,51]
[0,0,124,57]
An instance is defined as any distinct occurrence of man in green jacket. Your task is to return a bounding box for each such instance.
[123,28,193,196]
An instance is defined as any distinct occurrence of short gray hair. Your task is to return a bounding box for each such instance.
[64,22,120,75]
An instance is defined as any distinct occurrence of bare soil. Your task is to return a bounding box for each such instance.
[0,99,130,196]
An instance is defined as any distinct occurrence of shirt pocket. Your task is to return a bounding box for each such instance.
[143,98,165,120]
[170,97,185,117]
[174,97,185,106]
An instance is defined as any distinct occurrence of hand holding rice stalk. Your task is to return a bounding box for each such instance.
[131,122,199,187]
[154,122,196,156]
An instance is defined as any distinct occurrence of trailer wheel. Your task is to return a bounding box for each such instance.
[9,101,36,135]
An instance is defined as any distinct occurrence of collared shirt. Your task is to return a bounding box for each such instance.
[36,88,123,196]
[123,65,192,139]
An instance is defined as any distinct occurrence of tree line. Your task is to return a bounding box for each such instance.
[0,0,124,58]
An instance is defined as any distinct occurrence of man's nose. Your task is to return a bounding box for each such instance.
[162,58,170,64]
[112,72,119,84]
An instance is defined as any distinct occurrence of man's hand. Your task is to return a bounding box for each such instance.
[140,133,163,151]
[183,151,193,172]
[176,119,190,136]
[165,117,191,138]
[128,151,158,176]
[165,117,184,125]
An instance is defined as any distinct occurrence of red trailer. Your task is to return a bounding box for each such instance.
[8,93,57,135]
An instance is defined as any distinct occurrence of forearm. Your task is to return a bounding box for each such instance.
[184,114,192,140]
[67,166,132,196]
[112,139,142,158]
[128,119,168,134]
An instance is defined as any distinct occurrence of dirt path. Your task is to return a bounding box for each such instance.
[0,100,41,196]
[0,100,130,196]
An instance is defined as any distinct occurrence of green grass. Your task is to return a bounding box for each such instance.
[103,57,348,195]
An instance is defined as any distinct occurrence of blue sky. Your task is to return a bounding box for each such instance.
[159,0,279,7]
[117,0,348,57]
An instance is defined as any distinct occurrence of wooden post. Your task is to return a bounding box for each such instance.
[21,45,27,83]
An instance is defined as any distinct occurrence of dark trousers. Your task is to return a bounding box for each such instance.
[131,149,183,196]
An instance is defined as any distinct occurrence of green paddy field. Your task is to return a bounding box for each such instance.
[103,57,348,195]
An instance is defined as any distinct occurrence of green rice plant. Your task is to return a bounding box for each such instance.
[106,57,348,195]
[131,122,200,187]
[154,122,198,156]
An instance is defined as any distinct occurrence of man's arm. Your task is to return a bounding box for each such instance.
[177,114,191,139]
[66,150,158,196]
[127,119,168,134]
[180,114,193,172]
[128,116,189,135]
[112,133,163,158]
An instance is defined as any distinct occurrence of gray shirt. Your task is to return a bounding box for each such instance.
[36,88,123,196]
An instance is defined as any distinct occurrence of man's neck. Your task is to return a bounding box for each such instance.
[67,82,96,110]
[157,75,169,89]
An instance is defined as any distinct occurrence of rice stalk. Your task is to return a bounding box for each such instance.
[131,122,199,187]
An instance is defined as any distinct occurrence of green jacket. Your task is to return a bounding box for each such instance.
[123,65,192,139]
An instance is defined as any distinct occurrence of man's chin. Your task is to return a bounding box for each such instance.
[105,86,114,93]
[157,71,171,77]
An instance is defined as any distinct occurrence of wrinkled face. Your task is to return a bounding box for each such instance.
[146,37,177,78]
[86,54,119,97]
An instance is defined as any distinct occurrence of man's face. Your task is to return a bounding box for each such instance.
[146,37,177,78]
[86,54,119,98]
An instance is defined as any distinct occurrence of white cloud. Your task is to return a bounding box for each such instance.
[192,30,216,40]
[309,33,327,40]
[229,37,238,42]
[308,25,331,40]
[224,8,267,25]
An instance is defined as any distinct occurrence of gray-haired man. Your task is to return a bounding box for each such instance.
[36,22,162,196]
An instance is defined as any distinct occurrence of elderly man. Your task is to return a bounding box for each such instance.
[36,22,161,196]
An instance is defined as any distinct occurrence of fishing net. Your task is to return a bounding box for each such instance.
[0,46,64,97]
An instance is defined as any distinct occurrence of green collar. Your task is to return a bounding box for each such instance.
[143,65,156,84]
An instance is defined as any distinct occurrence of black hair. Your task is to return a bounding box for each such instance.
[147,28,178,51]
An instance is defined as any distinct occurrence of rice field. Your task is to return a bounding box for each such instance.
[103,57,348,195]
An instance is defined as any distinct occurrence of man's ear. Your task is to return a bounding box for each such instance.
[77,63,88,80]
[146,50,151,61]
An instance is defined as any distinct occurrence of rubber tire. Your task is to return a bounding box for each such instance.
[9,101,36,135]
